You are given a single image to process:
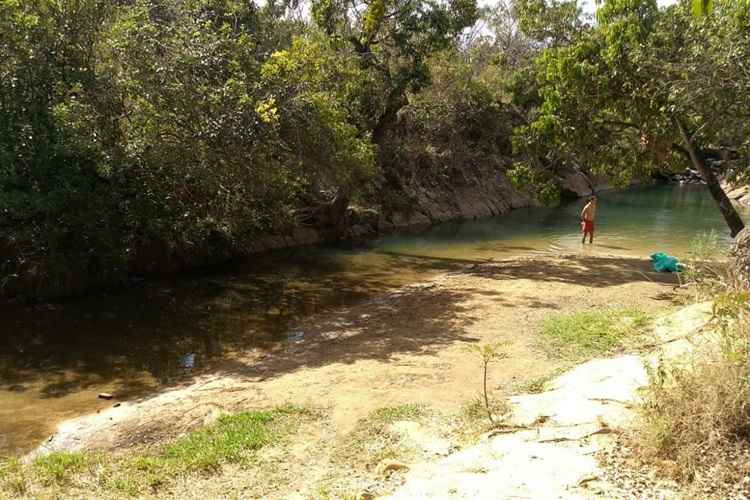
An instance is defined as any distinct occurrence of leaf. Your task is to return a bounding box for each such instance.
[691,0,713,17]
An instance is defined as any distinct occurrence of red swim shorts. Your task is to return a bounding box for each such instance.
[581,220,595,233]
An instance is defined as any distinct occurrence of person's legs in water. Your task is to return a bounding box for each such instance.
[581,220,595,244]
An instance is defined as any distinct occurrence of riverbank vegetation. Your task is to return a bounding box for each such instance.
[3,0,749,299]
[541,308,651,360]
[629,238,750,493]
[0,402,492,499]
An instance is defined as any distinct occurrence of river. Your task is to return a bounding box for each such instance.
[0,183,745,456]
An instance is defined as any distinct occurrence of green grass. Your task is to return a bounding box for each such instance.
[541,308,651,359]
[515,367,570,394]
[0,457,18,481]
[163,410,275,470]
[0,457,27,496]
[1,406,312,498]
[116,406,306,490]
[367,404,426,425]
[33,451,90,485]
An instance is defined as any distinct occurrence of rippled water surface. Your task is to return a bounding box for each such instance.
[0,184,745,455]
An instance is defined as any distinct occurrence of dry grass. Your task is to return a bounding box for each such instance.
[633,233,750,491]
[638,294,750,483]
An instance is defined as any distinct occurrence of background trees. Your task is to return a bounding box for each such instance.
[510,0,750,234]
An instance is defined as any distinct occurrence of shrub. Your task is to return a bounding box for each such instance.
[636,289,750,485]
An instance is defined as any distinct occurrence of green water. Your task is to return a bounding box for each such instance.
[0,184,744,455]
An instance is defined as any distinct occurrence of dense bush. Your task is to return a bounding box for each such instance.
[0,0,379,297]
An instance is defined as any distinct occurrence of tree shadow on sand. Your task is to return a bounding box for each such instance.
[212,285,483,381]
[210,255,678,383]
[464,254,679,288]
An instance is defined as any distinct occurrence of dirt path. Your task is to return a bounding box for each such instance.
[37,254,678,457]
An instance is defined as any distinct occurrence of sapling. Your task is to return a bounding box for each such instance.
[464,342,510,426]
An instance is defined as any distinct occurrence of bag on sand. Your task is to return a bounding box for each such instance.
[650,252,685,273]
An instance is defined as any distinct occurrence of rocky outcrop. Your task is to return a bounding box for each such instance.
[247,169,534,254]
[559,168,594,198]
[388,171,532,227]
[727,186,750,207]
[731,227,750,290]
[385,303,714,500]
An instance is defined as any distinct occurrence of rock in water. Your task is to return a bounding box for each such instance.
[98,393,114,400]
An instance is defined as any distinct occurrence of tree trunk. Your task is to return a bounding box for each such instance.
[372,88,407,146]
[674,117,745,237]
[328,188,350,237]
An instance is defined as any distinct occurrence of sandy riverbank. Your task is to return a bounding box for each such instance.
[34,254,679,457]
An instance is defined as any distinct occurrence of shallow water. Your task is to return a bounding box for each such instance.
[0,184,745,455]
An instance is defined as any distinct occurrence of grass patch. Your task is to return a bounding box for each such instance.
[367,404,426,425]
[116,405,308,490]
[333,404,428,468]
[0,457,28,496]
[162,410,275,470]
[0,406,313,498]
[33,451,90,485]
[515,367,570,394]
[541,308,651,359]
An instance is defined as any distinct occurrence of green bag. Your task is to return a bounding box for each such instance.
[650,252,685,273]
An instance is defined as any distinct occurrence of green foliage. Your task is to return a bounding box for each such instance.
[310,0,479,144]
[513,0,585,46]
[541,308,651,359]
[0,0,380,298]
[511,0,750,223]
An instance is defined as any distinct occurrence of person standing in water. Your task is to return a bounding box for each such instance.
[581,195,597,244]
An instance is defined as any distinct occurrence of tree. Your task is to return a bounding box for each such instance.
[310,0,479,146]
[511,0,749,235]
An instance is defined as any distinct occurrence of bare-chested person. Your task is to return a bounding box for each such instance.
[581,195,597,244]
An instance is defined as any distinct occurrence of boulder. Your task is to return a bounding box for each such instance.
[731,228,750,290]
[559,169,593,198]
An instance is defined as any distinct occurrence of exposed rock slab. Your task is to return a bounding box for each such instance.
[384,303,712,500]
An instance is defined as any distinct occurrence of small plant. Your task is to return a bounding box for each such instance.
[464,342,510,426]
